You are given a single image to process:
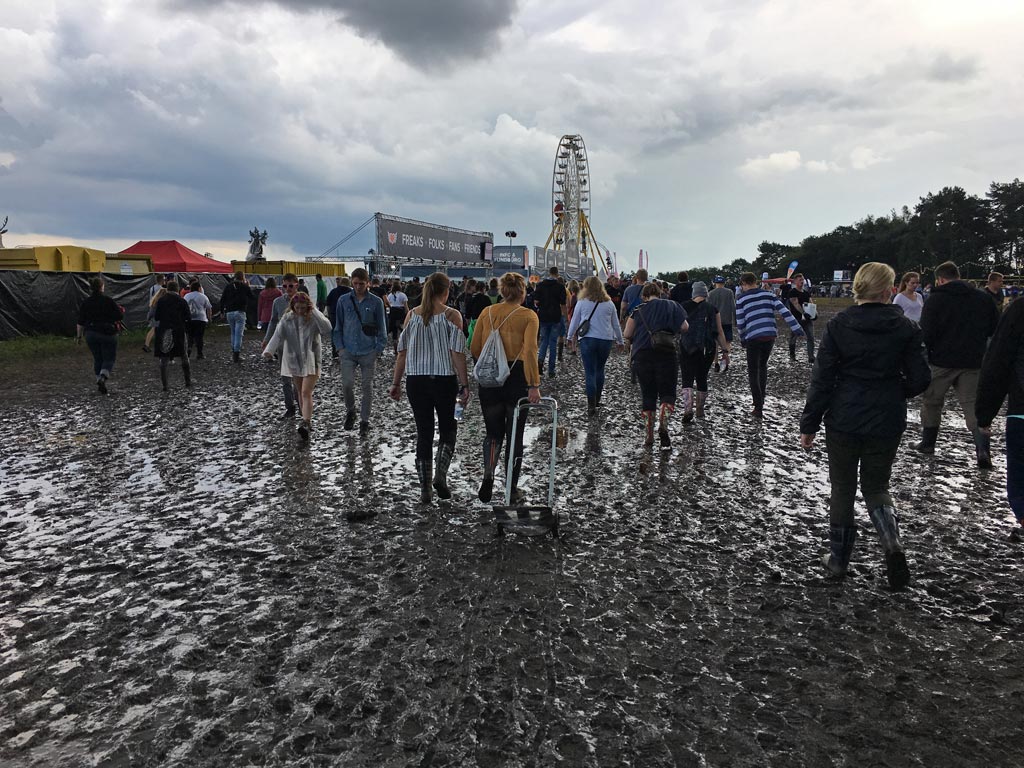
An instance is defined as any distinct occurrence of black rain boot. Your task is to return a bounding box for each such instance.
[97,373,108,395]
[915,426,939,454]
[557,338,564,361]
[478,439,499,502]
[160,360,169,392]
[416,458,433,504]
[658,403,672,448]
[183,363,192,388]
[642,411,655,447]
[587,395,597,417]
[232,351,240,364]
[867,505,910,590]
[789,346,796,361]
[509,456,525,505]
[433,437,456,500]
[823,526,858,577]
[973,430,993,469]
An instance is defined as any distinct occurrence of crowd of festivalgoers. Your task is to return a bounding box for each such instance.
[74,262,1023,589]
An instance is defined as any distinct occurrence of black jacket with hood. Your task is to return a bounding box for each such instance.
[976,297,1024,426]
[800,303,930,438]
[919,280,1000,369]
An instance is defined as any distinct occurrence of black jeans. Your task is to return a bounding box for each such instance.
[789,317,815,359]
[188,320,207,356]
[477,363,528,465]
[825,429,901,527]
[633,347,678,411]
[407,375,458,462]
[744,337,775,409]
[679,348,714,391]
[85,330,117,378]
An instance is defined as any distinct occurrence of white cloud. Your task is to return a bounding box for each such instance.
[738,150,803,179]
[849,146,885,170]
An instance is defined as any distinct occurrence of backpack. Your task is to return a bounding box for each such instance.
[681,301,715,355]
[473,307,523,387]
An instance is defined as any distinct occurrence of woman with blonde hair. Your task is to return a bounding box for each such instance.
[892,271,923,323]
[800,262,930,589]
[262,291,333,442]
[389,272,470,503]
[567,275,624,415]
[470,272,541,503]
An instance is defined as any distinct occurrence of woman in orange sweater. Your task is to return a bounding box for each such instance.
[470,272,541,503]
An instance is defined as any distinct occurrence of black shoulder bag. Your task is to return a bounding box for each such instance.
[637,302,678,353]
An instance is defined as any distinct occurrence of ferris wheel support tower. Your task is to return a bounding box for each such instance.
[541,134,607,278]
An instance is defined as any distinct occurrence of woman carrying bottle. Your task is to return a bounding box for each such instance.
[800,262,930,589]
[623,283,688,447]
[566,276,624,415]
[470,272,541,503]
[892,271,924,323]
[262,291,333,442]
[76,277,124,394]
[388,273,470,503]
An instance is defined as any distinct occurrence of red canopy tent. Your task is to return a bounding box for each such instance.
[119,240,234,274]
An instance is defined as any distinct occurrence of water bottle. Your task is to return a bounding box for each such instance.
[454,402,465,421]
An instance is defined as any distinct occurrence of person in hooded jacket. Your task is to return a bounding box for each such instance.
[916,261,1001,467]
[153,280,193,391]
[800,262,930,590]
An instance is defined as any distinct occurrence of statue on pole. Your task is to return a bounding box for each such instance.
[0,216,8,249]
[246,226,268,262]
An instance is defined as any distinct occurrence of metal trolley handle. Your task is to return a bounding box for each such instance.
[504,396,559,507]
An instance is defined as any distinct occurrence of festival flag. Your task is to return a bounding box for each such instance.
[787,260,799,280]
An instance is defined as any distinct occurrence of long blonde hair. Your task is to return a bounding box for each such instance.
[580,276,609,302]
[417,272,450,326]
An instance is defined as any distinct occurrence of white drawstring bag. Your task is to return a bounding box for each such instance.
[473,307,522,387]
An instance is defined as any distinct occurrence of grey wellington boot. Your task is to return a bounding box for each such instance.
[867,505,910,589]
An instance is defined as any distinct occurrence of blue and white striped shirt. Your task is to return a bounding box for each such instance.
[735,288,803,342]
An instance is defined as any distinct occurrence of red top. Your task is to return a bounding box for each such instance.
[258,287,282,323]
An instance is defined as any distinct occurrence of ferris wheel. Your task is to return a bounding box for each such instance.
[544,134,605,277]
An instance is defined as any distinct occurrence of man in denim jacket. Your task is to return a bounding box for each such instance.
[333,267,388,435]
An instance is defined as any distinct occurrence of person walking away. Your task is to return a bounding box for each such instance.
[976,296,1024,530]
[735,272,804,418]
[262,291,332,442]
[565,280,580,356]
[333,267,388,436]
[486,278,500,304]
[466,280,493,349]
[315,273,328,312]
[784,273,816,362]
[153,281,192,391]
[799,262,930,589]
[623,283,688,447]
[76,276,124,394]
[566,276,624,415]
[325,276,352,359]
[258,277,281,331]
[220,271,253,363]
[262,273,301,418]
[678,282,730,423]
[142,273,167,353]
[387,280,410,352]
[707,276,736,372]
[669,271,692,304]
[916,261,1001,467]
[619,269,648,326]
[535,267,567,379]
[184,281,213,359]
[470,272,541,503]
[389,273,471,503]
[892,272,924,323]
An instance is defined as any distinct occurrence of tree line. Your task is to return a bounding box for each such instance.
[655,179,1024,285]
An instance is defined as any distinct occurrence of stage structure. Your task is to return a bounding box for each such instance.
[540,135,607,279]
[312,213,494,278]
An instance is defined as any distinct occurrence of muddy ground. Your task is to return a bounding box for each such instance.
[1,311,1022,767]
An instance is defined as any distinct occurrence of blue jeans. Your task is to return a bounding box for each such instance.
[85,331,117,379]
[1008,418,1024,523]
[340,349,378,421]
[579,337,613,398]
[538,321,560,374]
[227,310,246,352]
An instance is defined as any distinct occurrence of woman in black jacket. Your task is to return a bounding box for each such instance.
[799,262,930,589]
[76,277,124,394]
[153,281,193,391]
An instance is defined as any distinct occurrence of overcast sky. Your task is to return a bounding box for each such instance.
[1,0,1022,272]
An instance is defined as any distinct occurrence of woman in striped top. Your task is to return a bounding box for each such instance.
[735,272,804,418]
[389,272,470,504]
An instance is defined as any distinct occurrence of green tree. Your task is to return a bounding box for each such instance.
[752,241,799,277]
[987,179,1024,273]
[905,186,994,277]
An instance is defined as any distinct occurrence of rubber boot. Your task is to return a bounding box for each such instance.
[822,526,858,577]
[658,403,672,448]
[433,438,456,500]
[97,373,108,395]
[681,388,694,424]
[915,426,938,454]
[867,505,910,589]
[557,337,564,361]
[416,458,433,504]
[183,363,192,388]
[508,456,525,505]
[973,430,993,469]
[643,411,655,447]
[478,439,499,502]
[595,391,602,409]
[160,360,169,392]
[695,391,707,419]
[587,395,597,417]
[789,346,797,361]
[232,351,240,364]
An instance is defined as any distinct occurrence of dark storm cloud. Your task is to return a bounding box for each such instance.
[169,0,519,67]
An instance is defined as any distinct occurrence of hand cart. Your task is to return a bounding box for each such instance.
[493,397,561,538]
